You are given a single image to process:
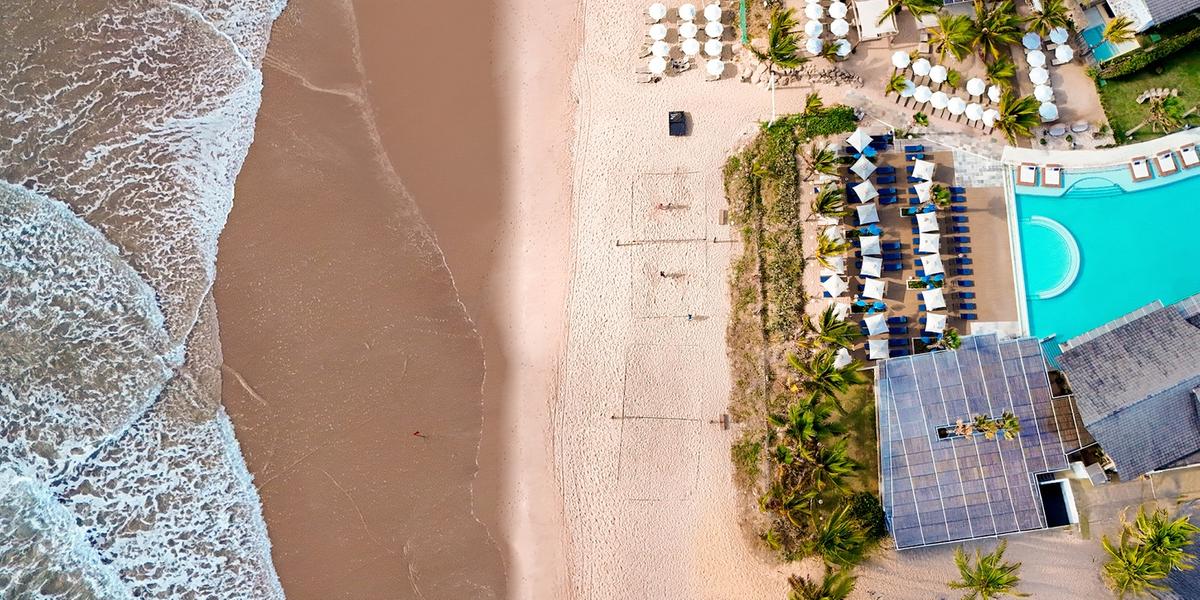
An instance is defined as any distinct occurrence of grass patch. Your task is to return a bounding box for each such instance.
[731,434,763,487]
[1097,44,1200,143]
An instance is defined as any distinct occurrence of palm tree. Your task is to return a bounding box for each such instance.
[788,349,865,402]
[810,439,860,494]
[971,0,1023,62]
[993,90,1041,144]
[805,305,860,348]
[930,13,974,61]
[813,232,850,269]
[1102,15,1136,45]
[913,112,930,127]
[948,541,1029,599]
[877,0,940,26]
[809,504,868,566]
[769,394,845,454]
[760,481,811,527]
[939,327,962,350]
[787,567,857,600]
[931,184,951,208]
[1147,96,1185,133]
[1102,528,1170,598]
[996,411,1021,440]
[754,8,807,123]
[805,92,825,115]
[810,184,848,220]
[803,144,839,181]
[1125,506,1200,573]
[885,73,908,102]
[1025,0,1069,36]
[985,56,1017,89]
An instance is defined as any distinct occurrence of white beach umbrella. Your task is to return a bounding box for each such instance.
[1022,31,1042,50]
[1034,84,1054,102]
[806,3,824,19]
[831,18,850,37]
[987,84,1002,104]
[914,85,932,103]
[860,235,882,256]
[682,37,701,56]
[651,40,671,57]
[649,56,667,75]
[806,37,824,55]
[679,3,697,20]
[834,347,853,368]
[922,287,946,310]
[863,278,886,300]
[680,21,699,38]
[856,202,880,225]
[806,20,824,37]
[913,180,933,202]
[704,38,722,57]
[912,58,931,77]
[1055,44,1075,62]
[920,253,944,275]
[918,232,940,254]
[965,103,984,122]
[706,21,724,38]
[851,155,877,179]
[830,1,849,18]
[706,58,725,77]
[1040,101,1059,121]
[917,211,938,233]
[1049,26,1070,45]
[847,128,872,153]
[649,23,668,40]
[704,3,722,21]
[822,275,848,297]
[982,108,999,127]
[929,64,948,84]
[892,50,911,70]
[865,313,887,336]
[966,77,986,97]
[930,91,949,110]
[869,339,889,360]
[900,79,917,98]
[853,179,879,203]
[832,302,850,321]
[1029,67,1049,85]
[912,159,935,181]
[948,96,967,116]
[861,256,884,278]
[648,2,668,21]
[1027,49,1046,68]
[925,312,947,334]
[835,38,852,57]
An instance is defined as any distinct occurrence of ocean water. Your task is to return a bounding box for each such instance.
[0,1,285,597]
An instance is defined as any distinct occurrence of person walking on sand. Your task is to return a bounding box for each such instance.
[659,270,667,278]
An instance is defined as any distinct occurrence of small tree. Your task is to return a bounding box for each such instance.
[970,0,1023,62]
[885,73,909,100]
[809,504,869,566]
[948,541,1029,599]
[1147,96,1185,133]
[985,57,1017,89]
[913,112,930,127]
[946,68,963,91]
[941,327,962,350]
[810,184,848,220]
[805,92,825,115]
[787,567,857,600]
[931,184,952,208]
[803,144,840,181]
[1101,15,1136,45]
[813,232,850,269]
[1025,0,1069,36]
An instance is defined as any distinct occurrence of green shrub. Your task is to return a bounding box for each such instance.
[731,435,763,485]
[846,491,889,543]
[1098,27,1200,79]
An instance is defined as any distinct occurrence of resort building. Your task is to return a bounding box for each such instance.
[1056,295,1200,479]
[1104,0,1200,31]
[876,334,1084,549]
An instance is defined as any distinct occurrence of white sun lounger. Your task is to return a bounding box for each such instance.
[1129,157,1152,181]
[1180,145,1199,168]
[1042,164,1063,188]
[1016,163,1038,186]
[1156,151,1178,176]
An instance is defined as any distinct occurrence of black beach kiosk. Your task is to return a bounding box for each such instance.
[668,111,687,136]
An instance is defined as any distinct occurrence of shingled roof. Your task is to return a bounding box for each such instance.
[1058,302,1200,479]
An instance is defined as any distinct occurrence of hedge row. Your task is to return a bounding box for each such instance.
[1097,26,1200,79]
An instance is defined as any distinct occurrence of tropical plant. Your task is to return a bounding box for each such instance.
[1147,95,1185,133]
[761,481,811,527]
[769,393,845,454]
[809,439,860,494]
[948,541,1028,599]
[809,504,869,566]
[1025,0,1069,36]
[755,8,807,71]
[787,567,857,600]
[1102,528,1171,598]
[947,68,963,90]
[803,144,840,180]
[813,232,850,269]
[1101,15,1136,46]
[810,184,848,220]
[931,184,951,207]
[804,305,861,349]
[996,411,1021,440]
[1125,506,1200,573]
[885,73,908,99]
[877,0,941,26]
[913,112,930,127]
[970,0,1024,62]
[941,327,962,349]
[788,349,865,402]
[930,13,974,61]
[805,92,825,115]
[985,56,1017,89]
[993,90,1041,143]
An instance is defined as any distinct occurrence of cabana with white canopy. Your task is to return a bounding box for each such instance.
[918,232,940,254]
[851,155,876,179]
[824,255,846,274]
[913,180,933,202]
[856,202,880,225]
[834,347,853,368]
[847,128,872,153]
[854,0,899,40]
[861,256,883,278]
[822,275,848,297]
[924,312,947,334]
[921,287,946,311]
[911,159,935,180]
[868,338,889,360]
[860,235,882,256]
[824,225,845,242]
[916,211,938,233]
[920,253,944,275]
[864,313,887,336]
[862,278,886,300]
[853,179,878,202]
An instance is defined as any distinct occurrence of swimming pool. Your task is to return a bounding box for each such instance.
[1013,166,1200,346]
[1081,26,1118,62]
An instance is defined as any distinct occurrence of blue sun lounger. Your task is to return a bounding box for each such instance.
[951,195,967,203]
[962,313,978,321]
[904,145,924,152]
[952,225,970,233]
[906,153,924,161]
[884,263,903,272]
[953,236,971,244]
[876,165,897,174]
[957,268,974,276]
[958,292,976,299]
[918,304,927,311]
[876,175,897,184]
[954,246,971,254]
[950,205,968,213]
[889,338,909,347]
[955,257,973,265]
[880,196,898,206]
[960,280,975,287]
[952,216,969,223]
[889,326,909,335]
[887,316,908,324]
[909,197,921,205]
[919,316,928,324]
[960,303,977,310]
[891,348,910,357]
[883,241,902,250]
[883,249,902,258]
[950,186,965,194]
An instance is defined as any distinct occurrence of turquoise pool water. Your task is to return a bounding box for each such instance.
[1015,167,1200,345]
[1081,26,1118,62]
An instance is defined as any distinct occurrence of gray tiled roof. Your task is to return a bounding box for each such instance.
[1058,305,1200,478]
[1163,501,1200,599]
[1142,0,1200,27]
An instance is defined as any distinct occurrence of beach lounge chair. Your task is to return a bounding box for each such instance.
[880,196,898,206]
[918,304,927,311]
[854,260,863,268]
[1129,157,1152,181]
[957,268,973,276]
[952,216,968,223]
[878,187,898,196]
[904,145,924,152]
[950,205,967,213]
[958,292,976,299]
[877,166,897,175]
[951,195,967,203]
[954,246,971,254]
[955,257,973,265]
[1180,145,1200,168]
[889,338,909,346]
[911,226,921,234]
[959,280,975,287]
[1156,151,1179,176]
[916,269,926,277]
[876,175,897,184]
[953,236,971,244]
[883,241,902,250]
[950,186,965,194]
[1016,163,1038,186]
[889,326,909,335]
[962,313,978,321]
[890,348,910,357]
[960,303,977,310]
[1042,164,1063,188]
[952,225,970,233]
[919,317,928,324]
[920,336,938,345]
[887,316,909,325]
[906,153,925,161]
[884,262,903,272]
[907,176,923,183]
[908,198,920,205]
